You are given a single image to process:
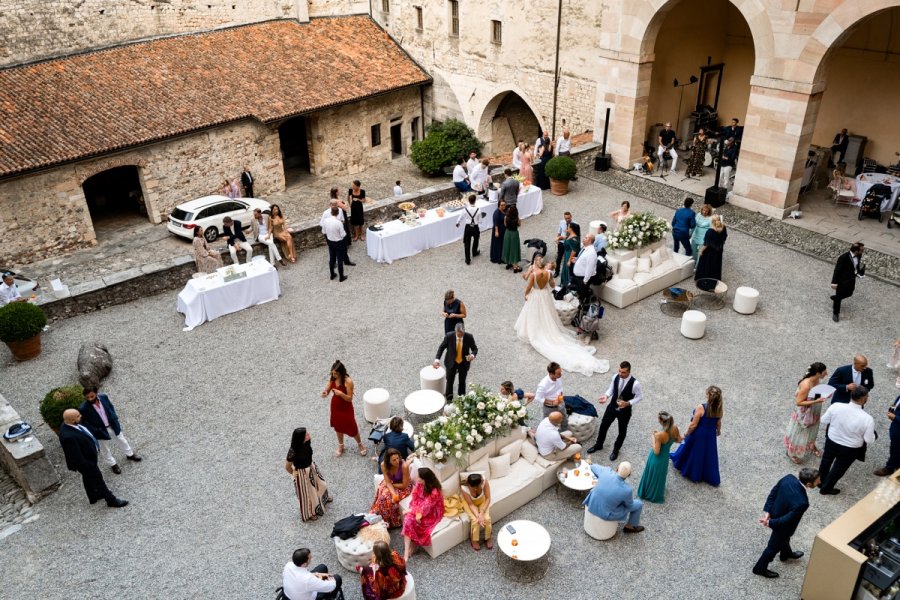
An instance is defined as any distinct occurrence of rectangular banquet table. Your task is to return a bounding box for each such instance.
[176,260,281,330]
[366,186,543,264]
[852,173,900,211]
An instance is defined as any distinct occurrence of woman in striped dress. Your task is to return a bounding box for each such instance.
[284,427,332,522]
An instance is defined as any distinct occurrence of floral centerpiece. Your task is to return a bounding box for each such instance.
[414,385,528,464]
[606,211,670,250]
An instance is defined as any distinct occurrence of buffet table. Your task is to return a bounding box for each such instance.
[176,261,281,330]
[853,173,900,211]
[366,186,543,264]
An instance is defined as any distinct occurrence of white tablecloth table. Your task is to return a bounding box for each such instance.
[176,262,281,330]
[366,186,543,264]
[403,390,446,418]
[497,519,551,561]
[853,173,900,210]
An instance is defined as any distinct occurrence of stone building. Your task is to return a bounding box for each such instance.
[371,0,900,218]
[0,16,430,265]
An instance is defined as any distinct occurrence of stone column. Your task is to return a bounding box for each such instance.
[593,50,653,169]
[730,77,825,219]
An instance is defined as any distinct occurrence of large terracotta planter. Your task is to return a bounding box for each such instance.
[549,178,570,196]
[5,333,41,361]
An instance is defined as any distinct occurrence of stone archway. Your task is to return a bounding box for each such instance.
[80,165,150,239]
[476,89,542,155]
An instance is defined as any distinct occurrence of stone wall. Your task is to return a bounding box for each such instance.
[0,0,305,67]
[0,120,284,266]
[308,0,369,17]
[0,393,60,504]
[306,87,424,176]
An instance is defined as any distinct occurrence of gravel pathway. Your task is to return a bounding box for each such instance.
[1,177,898,599]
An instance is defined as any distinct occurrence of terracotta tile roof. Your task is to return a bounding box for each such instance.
[0,17,431,178]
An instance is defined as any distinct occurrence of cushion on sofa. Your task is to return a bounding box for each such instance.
[637,257,651,273]
[619,259,637,280]
[520,440,538,464]
[489,460,543,499]
[606,255,620,274]
[632,272,652,285]
[650,249,662,267]
[441,473,461,496]
[465,445,492,468]
[468,455,490,474]
[488,454,511,479]
[499,439,524,463]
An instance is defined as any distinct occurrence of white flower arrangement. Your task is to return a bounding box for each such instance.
[607,211,670,250]
[414,384,529,464]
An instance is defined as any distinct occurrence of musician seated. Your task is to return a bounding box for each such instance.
[657,122,678,172]
[829,128,849,167]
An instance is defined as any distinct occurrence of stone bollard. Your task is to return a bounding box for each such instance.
[77,342,113,389]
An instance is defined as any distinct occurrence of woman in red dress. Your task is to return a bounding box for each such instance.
[322,360,366,457]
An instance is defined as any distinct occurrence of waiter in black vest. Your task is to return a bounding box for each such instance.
[588,361,645,461]
[455,194,484,265]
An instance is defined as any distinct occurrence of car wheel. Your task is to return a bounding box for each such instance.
[204,227,219,242]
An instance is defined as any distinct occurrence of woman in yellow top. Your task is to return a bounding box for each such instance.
[461,473,492,551]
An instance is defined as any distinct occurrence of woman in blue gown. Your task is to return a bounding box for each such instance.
[490,200,507,264]
[670,385,723,486]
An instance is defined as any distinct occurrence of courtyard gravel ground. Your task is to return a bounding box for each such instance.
[1,177,899,599]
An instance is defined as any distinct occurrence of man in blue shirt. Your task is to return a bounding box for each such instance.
[671,197,696,256]
[593,222,608,255]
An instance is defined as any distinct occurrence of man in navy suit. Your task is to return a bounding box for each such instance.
[828,355,874,404]
[79,387,141,475]
[753,468,820,578]
[58,409,128,508]
[830,242,865,322]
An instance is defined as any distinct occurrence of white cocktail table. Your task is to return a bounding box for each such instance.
[496,519,551,582]
[556,458,598,492]
[403,390,446,422]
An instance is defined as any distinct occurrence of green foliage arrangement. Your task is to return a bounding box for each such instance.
[40,385,84,431]
[545,155,578,181]
[0,301,47,343]
[410,119,484,175]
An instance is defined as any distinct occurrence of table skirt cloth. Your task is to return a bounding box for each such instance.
[177,263,281,330]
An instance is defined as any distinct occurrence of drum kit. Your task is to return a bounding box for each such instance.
[703,137,720,168]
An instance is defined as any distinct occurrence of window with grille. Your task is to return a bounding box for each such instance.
[491,20,501,44]
[382,0,389,12]
[371,124,382,147]
[449,1,459,37]
[416,6,423,30]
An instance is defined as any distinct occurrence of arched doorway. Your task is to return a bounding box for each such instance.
[278,116,311,186]
[477,91,541,155]
[644,0,755,171]
[81,166,147,237]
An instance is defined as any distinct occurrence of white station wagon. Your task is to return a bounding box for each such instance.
[167,195,271,242]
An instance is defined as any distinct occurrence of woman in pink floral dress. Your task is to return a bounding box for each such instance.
[783,362,830,463]
[402,467,444,560]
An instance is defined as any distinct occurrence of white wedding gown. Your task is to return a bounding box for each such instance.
[514,274,610,376]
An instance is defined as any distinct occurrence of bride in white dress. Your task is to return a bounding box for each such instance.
[514,255,609,376]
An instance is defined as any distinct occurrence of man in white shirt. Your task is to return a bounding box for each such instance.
[571,234,598,285]
[817,386,877,495]
[555,129,572,156]
[322,208,348,282]
[282,548,342,600]
[452,157,471,192]
[393,180,403,197]
[250,208,285,266]
[535,411,581,460]
[511,140,524,170]
[466,151,479,177]
[455,194,483,265]
[0,272,26,306]
[554,212,575,276]
[588,361,644,461]
[534,362,567,430]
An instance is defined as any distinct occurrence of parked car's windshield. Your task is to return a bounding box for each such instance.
[171,208,193,221]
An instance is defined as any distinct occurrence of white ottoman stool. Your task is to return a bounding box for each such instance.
[334,522,390,572]
[363,388,391,423]
[568,413,599,444]
[583,507,618,540]
[680,310,707,339]
[419,365,446,393]
[733,286,760,314]
[397,573,416,600]
[555,296,579,324]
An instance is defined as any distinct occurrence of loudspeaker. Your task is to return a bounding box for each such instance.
[705,186,727,207]
[594,154,611,171]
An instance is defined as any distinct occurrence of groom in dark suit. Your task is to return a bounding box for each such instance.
[434,323,478,400]
[753,468,820,578]
[828,355,874,404]
[830,242,864,322]
[58,409,128,508]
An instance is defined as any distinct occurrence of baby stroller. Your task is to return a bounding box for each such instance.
[568,255,614,340]
[859,184,890,222]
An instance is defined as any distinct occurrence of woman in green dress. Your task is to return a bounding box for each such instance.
[559,222,581,287]
[637,411,683,503]
[502,204,522,273]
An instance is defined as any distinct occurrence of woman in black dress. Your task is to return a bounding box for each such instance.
[695,214,727,288]
[348,180,367,242]
[441,290,467,334]
[685,128,708,178]
[533,137,553,190]
[490,200,507,264]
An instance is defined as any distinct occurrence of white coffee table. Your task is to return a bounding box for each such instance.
[404,390,446,422]
[496,519,551,582]
[557,459,598,492]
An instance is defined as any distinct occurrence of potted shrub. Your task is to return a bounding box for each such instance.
[40,385,84,434]
[545,155,578,196]
[0,301,47,360]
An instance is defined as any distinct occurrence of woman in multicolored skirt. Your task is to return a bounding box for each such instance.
[284,427,332,522]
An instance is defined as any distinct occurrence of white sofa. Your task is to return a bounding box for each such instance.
[395,426,568,558]
[599,242,694,309]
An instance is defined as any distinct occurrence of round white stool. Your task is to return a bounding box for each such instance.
[733,286,760,314]
[568,413,599,444]
[363,388,391,423]
[419,365,446,393]
[396,573,416,600]
[583,507,618,540]
[680,310,707,339]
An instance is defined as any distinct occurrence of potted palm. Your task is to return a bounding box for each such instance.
[40,385,84,434]
[545,155,578,196]
[0,301,47,360]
